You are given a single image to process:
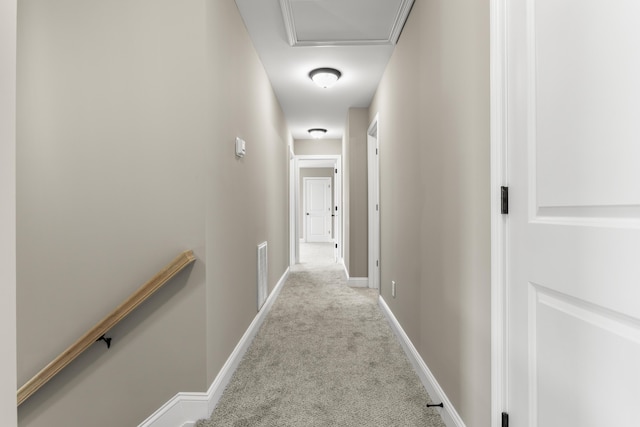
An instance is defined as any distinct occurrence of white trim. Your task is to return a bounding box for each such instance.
[0,0,17,424]
[138,268,290,427]
[291,155,342,267]
[278,0,297,47]
[289,145,296,266]
[296,158,337,168]
[340,260,369,288]
[341,259,349,277]
[339,259,348,279]
[279,0,415,47]
[347,277,369,288]
[367,114,380,291]
[257,242,268,311]
[379,296,466,427]
[490,0,508,425]
[292,157,301,264]
[388,0,416,45]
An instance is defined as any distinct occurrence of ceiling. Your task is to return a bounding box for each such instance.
[234,0,415,140]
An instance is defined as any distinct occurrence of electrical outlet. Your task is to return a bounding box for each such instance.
[392,280,396,298]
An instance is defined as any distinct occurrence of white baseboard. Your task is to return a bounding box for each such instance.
[378,296,466,427]
[340,259,348,277]
[138,267,290,427]
[339,261,369,288]
[347,277,369,288]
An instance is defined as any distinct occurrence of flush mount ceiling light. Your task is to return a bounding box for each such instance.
[308,128,327,139]
[308,68,342,88]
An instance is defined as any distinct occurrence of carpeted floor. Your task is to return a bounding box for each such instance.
[196,258,446,427]
[292,242,343,272]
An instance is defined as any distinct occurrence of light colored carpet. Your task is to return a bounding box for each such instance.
[196,263,446,426]
[292,242,343,272]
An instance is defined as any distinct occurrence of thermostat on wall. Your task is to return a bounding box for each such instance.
[235,137,246,158]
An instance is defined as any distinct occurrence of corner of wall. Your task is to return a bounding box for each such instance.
[346,108,369,278]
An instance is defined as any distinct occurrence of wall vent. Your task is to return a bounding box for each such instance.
[257,242,268,311]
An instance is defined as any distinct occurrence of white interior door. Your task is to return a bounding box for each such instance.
[507,1,640,426]
[305,177,332,243]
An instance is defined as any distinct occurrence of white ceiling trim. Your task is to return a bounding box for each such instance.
[279,0,415,47]
[279,0,298,47]
[388,0,415,45]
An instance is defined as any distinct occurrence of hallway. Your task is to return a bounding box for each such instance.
[8,0,493,426]
[196,257,445,426]
[5,0,640,425]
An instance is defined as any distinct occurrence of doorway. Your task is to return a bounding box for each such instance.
[367,115,380,290]
[290,155,342,266]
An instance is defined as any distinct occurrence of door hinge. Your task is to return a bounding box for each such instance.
[502,412,509,427]
[501,186,509,214]
[335,168,338,173]
[376,260,379,267]
[376,204,379,211]
[335,243,338,249]
[376,148,378,155]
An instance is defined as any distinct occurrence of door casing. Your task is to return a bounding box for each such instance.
[368,115,380,291]
[490,0,508,425]
[290,155,342,265]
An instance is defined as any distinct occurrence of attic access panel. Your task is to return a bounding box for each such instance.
[280,0,414,46]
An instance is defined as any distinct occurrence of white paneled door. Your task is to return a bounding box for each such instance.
[304,177,332,243]
[507,1,640,426]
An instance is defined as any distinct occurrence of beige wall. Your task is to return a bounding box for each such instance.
[204,0,290,386]
[369,1,491,426]
[16,1,289,426]
[299,168,334,241]
[17,1,208,425]
[294,138,342,156]
[1,0,18,424]
[345,108,369,278]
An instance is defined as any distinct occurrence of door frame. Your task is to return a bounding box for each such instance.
[289,145,296,266]
[302,176,332,243]
[290,155,342,265]
[1,0,18,421]
[490,0,508,425]
[367,114,380,291]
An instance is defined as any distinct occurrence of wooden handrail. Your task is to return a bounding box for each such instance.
[17,250,196,406]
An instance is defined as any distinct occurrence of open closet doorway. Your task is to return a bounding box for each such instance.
[290,155,342,267]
